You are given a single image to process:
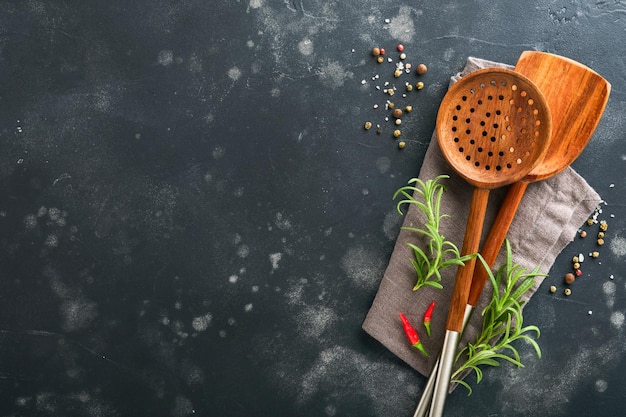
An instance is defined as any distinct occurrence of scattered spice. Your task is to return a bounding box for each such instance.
[392,108,403,118]
[565,288,572,296]
[398,141,406,149]
[423,301,436,337]
[364,121,373,130]
[363,44,430,150]
[549,285,557,293]
[399,313,429,356]
[559,208,614,299]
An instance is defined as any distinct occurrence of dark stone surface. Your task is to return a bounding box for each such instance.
[0,1,625,416]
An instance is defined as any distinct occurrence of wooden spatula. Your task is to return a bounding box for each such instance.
[413,51,610,417]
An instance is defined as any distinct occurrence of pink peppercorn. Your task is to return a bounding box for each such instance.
[575,269,582,277]
[397,44,404,52]
[379,48,386,55]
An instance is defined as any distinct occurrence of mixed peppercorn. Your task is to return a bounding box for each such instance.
[362,43,429,150]
[550,204,613,297]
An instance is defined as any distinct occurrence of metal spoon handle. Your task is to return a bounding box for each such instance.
[428,330,460,417]
[412,306,474,417]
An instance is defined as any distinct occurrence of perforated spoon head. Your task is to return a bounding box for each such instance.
[436,68,552,189]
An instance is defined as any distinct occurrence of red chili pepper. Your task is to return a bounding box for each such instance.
[399,313,429,356]
[423,301,436,337]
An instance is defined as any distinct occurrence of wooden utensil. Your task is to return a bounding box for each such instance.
[428,68,552,417]
[468,52,611,305]
[413,52,610,417]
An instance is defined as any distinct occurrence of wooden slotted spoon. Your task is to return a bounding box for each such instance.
[428,68,552,417]
[413,53,610,417]
[467,52,611,306]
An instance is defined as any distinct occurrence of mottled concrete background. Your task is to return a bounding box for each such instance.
[0,1,625,416]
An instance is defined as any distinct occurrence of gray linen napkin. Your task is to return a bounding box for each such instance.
[362,57,602,377]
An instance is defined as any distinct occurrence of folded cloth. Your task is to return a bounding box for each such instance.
[362,57,602,378]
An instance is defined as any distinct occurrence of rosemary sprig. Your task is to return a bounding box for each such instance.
[393,175,471,291]
[451,240,544,395]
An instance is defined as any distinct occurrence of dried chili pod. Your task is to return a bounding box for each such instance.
[399,313,429,356]
[423,301,436,337]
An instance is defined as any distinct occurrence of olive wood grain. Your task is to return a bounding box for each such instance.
[444,188,489,332]
[415,53,609,417]
[430,67,552,417]
[435,67,552,331]
[435,68,552,190]
[467,52,611,307]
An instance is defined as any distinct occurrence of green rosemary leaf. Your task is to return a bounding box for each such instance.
[422,281,444,290]
[518,334,542,358]
[452,239,543,395]
[452,379,474,396]
[393,175,467,291]
[401,226,432,237]
[510,276,542,301]
[407,242,430,259]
